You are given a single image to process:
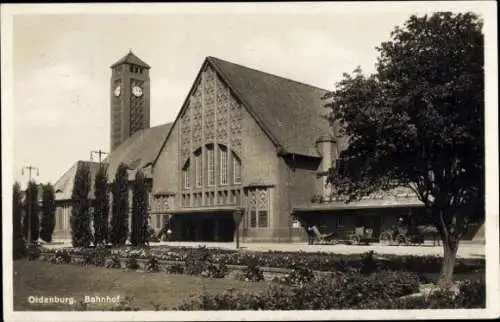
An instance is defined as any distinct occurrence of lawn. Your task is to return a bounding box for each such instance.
[13,260,271,311]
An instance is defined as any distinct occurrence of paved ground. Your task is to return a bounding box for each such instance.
[45,239,485,259]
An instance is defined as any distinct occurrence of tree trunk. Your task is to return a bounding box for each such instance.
[439,237,459,288]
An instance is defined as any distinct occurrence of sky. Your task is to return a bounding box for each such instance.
[2,2,495,188]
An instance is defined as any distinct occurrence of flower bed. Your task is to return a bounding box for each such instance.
[39,245,484,275]
[174,270,422,310]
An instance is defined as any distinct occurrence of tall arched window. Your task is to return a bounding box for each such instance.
[207,144,215,186]
[232,153,241,184]
[182,159,190,189]
[219,145,228,185]
[194,149,202,188]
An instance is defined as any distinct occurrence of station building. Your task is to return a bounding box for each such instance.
[52,51,483,243]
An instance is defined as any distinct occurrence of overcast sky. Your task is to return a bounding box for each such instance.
[2,2,495,187]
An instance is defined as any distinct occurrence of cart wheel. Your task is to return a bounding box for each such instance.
[379,233,392,246]
[396,234,407,246]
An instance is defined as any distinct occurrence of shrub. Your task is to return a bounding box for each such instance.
[54,249,71,264]
[105,254,122,269]
[184,246,213,275]
[361,278,486,309]
[165,263,185,274]
[454,279,486,308]
[243,260,264,282]
[175,270,421,310]
[145,256,161,272]
[92,252,107,267]
[281,264,315,286]
[202,262,228,279]
[360,250,378,275]
[125,258,140,270]
[26,245,41,261]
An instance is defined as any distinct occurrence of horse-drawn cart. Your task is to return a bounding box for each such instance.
[379,225,437,246]
[346,227,375,245]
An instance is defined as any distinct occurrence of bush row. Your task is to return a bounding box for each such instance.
[175,270,422,310]
[39,246,484,274]
[360,279,485,309]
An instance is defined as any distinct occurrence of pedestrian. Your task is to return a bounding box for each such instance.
[307,226,315,245]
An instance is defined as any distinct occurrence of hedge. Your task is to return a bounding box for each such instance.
[174,270,421,310]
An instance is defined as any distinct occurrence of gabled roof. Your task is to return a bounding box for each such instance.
[154,56,332,163]
[207,57,331,157]
[110,50,151,69]
[106,123,173,182]
[53,161,105,201]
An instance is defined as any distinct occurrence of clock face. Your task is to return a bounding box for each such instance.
[132,86,143,97]
[113,85,121,97]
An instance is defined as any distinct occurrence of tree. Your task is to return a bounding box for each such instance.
[22,181,40,244]
[70,162,92,247]
[93,165,110,246]
[13,182,26,259]
[110,163,130,246]
[40,183,56,243]
[130,169,149,247]
[323,12,484,287]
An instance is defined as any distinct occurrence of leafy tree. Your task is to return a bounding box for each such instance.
[22,181,40,244]
[323,12,484,287]
[13,182,26,259]
[93,165,110,246]
[110,163,130,246]
[40,183,56,243]
[130,170,149,247]
[70,162,92,247]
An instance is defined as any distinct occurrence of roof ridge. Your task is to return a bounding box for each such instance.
[207,56,329,93]
[111,50,151,69]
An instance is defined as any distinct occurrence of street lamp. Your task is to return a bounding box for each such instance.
[90,149,109,163]
[21,165,39,246]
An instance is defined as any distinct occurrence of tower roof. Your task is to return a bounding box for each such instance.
[110,50,151,69]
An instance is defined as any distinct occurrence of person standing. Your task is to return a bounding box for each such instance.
[307,225,315,245]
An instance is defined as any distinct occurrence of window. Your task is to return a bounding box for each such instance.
[195,152,202,187]
[220,146,228,185]
[258,211,268,228]
[250,211,257,228]
[183,160,190,189]
[233,154,241,184]
[247,188,270,228]
[155,215,161,229]
[207,145,215,186]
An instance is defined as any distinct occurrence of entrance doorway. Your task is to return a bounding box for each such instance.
[172,213,235,242]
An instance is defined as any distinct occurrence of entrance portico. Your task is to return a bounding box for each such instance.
[164,206,244,242]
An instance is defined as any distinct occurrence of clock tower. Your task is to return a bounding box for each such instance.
[110,50,151,152]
